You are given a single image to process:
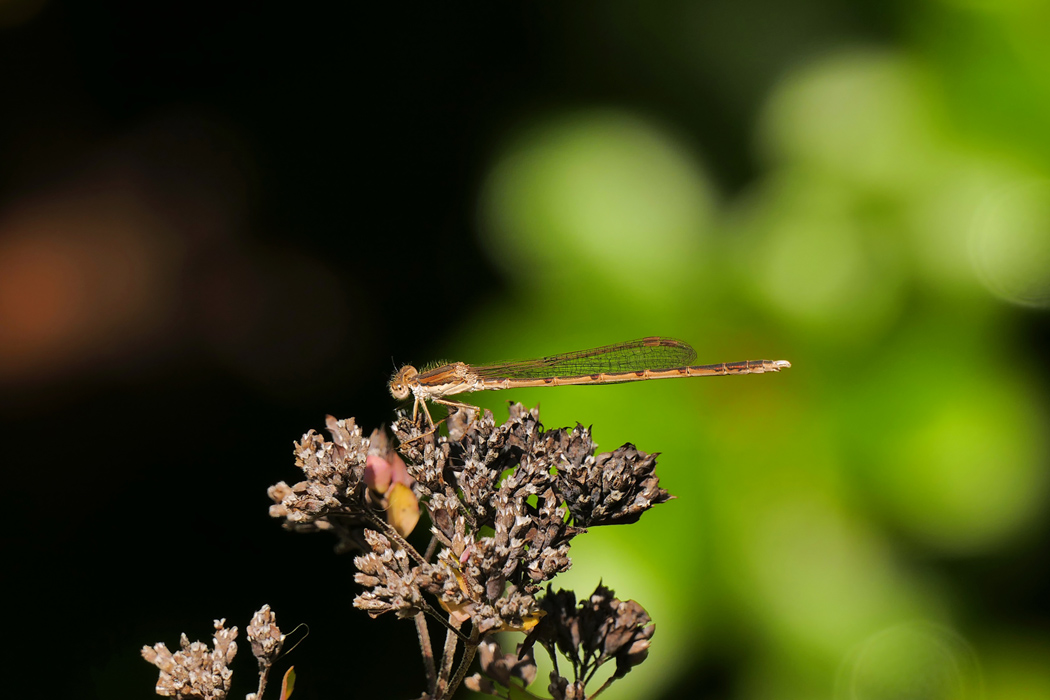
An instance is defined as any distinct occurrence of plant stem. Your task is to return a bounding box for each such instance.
[444,626,480,699]
[435,615,460,698]
[415,612,437,697]
[586,676,616,700]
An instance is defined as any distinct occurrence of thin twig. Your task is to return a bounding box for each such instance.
[436,616,461,697]
[253,662,271,700]
[415,612,437,697]
[547,644,561,683]
[586,676,616,700]
[444,626,480,699]
[424,533,439,562]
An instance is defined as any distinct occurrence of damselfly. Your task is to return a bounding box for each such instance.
[389,336,790,426]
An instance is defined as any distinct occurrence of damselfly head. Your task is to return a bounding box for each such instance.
[389,365,419,400]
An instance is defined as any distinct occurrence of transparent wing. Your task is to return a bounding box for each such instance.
[471,337,698,380]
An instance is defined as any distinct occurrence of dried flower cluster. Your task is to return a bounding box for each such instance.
[145,402,671,700]
[142,606,285,700]
[527,584,654,698]
[464,583,654,700]
[265,403,670,698]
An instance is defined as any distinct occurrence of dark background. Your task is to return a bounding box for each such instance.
[3,1,1050,699]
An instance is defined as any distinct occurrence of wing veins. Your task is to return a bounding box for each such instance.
[471,337,698,380]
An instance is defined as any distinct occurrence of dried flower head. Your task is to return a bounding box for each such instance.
[524,583,655,697]
[557,436,673,526]
[144,607,288,700]
[246,604,284,666]
[353,529,432,619]
[141,619,238,700]
[267,415,369,526]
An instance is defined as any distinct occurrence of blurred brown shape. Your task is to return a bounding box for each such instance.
[0,111,359,397]
[0,179,179,384]
[0,0,48,28]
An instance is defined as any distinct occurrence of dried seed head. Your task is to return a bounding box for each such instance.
[141,619,238,699]
[523,583,655,688]
[352,530,429,619]
[558,440,672,526]
[246,605,284,666]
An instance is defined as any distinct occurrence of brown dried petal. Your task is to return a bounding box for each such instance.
[548,674,586,700]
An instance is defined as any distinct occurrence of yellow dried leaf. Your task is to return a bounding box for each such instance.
[386,482,420,537]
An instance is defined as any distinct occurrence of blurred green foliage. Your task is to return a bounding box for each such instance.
[452,3,1050,699]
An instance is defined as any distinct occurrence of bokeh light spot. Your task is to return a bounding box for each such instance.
[908,161,1008,296]
[758,51,939,192]
[969,178,1050,308]
[762,217,867,317]
[871,377,1048,553]
[740,176,907,339]
[478,110,715,297]
[837,622,982,700]
[0,189,177,382]
[739,494,919,656]
[0,235,84,358]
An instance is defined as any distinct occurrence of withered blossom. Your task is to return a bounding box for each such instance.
[554,427,673,526]
[141,619,238,700]
[272,404,667,697]
[246,604,284,666]
[353,529,435,619]
[358,404,666,696]
[245,605,286,700]
[523,583,655,697]
[266,415,369,527]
